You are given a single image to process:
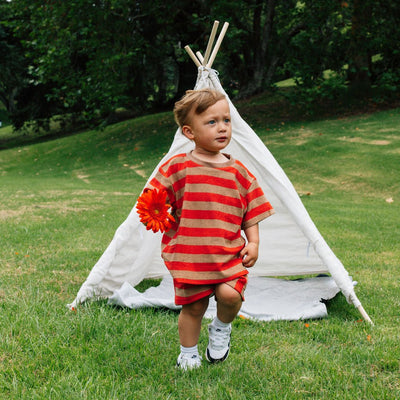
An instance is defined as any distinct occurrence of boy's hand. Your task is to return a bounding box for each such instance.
[240,242,259,268]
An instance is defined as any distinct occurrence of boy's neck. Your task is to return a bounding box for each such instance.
[192,149,229,163]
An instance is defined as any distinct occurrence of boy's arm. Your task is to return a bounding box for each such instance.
[240,223,260,268]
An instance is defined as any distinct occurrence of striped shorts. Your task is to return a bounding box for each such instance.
[173,274,248,306]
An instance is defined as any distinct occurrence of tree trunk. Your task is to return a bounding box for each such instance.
[347,0,372,95]
[238,0,276,98]
[0,87,18,115]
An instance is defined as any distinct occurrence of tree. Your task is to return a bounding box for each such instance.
[209,0,311,98]
[0,2,28,117]
[3,0,214,129]
[285,0,400,100]
[361,0,400,94]
[346,0,372,94]
[2,0,399,132]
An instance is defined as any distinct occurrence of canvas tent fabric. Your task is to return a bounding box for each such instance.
[68,66,368,322]
[108,275,342,321]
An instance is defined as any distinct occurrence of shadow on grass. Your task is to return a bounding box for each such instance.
[322,294,361,322]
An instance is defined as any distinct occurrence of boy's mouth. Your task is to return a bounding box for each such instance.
[216,136,227,142]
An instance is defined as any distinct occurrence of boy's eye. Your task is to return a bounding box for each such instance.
[224,118,231,123]
[208,120,216,125]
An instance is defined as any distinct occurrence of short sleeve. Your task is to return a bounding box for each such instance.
[146,161,176,206]
[242,179,274,230]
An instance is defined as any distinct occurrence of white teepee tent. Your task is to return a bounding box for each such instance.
[69,22,372,323]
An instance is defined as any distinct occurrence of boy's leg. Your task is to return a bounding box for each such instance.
[178,296,209,347]
[215,282,242,323]
[176,296,209,370]
[206,283,242,363]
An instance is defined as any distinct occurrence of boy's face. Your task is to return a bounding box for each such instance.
[182,99,232,154]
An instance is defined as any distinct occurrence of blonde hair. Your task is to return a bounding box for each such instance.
[173,88,226,127]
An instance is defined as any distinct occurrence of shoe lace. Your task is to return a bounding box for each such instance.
[179,353,202,369]
[182,353,201,362]
[210,326,231,350]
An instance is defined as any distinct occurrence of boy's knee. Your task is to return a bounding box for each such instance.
[216,284,242,307]
[183,297,209,317]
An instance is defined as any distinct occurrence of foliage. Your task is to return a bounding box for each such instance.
[0,2,28,119]
[1,103,399,398]
[282,73,348,116]
[0,0,399,132]
[1,0,210,130]
[283,1,346,87]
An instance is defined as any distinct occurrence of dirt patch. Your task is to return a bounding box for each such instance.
[388,148,400,155]
[71,189,134,196]
[0,209,24,219]
[0,206,47,220]
[0,261,37,277]
[75,172,91,184]
[338,136,391,145]
[371,140,391,145]
[311,174,386,198]
[292,130,315,145]
[377,128,399,134]
[123,163,147,178]
[111,191,135,196]
[263,128,317,147]
[34,203,93,212]
[0,201,97,220]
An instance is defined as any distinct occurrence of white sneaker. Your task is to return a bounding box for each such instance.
[176,353,202,370]
[206,323,231,363]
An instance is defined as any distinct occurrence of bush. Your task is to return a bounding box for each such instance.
[282,74,347,115]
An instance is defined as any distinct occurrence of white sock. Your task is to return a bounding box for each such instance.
[212,316,231,329]
[180,344,199,356]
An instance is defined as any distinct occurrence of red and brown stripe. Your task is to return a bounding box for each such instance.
[147,152,274,289]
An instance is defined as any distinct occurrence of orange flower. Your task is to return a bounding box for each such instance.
[136,188,175,233]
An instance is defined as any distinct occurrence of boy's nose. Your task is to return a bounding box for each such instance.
[218,121,227,131]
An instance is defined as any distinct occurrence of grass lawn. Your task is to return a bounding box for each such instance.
[0,100,399,399]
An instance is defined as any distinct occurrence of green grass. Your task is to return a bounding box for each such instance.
[1,103,399,399]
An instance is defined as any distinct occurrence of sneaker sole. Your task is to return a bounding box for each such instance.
[176,362,202,370]
[205,344,230,364]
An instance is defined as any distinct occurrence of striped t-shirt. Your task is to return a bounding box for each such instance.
[148,151,274,287]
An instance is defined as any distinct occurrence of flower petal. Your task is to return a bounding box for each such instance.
[136,188,174,233]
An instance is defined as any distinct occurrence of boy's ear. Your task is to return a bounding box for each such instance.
[182,125,194,140]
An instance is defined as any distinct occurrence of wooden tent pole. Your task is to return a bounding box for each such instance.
[357,304,374,325]
[184,45,201,68]
[203,20,220,66]
[196,51,204,64]
[206,22,229,68]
